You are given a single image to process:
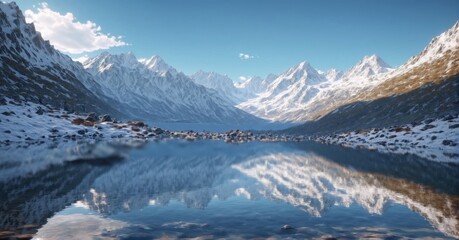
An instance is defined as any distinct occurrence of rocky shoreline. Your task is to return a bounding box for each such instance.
[313,115,459,162]
[1,99,458,163]
[0,100,304,147]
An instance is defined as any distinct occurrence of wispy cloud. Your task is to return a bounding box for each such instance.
[24,3,127,54]
[239,53,254,60]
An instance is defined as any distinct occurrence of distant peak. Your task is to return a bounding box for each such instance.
[2,1,20,11]
[297,60,311,68]
[326,68,339,73]
[145,55,163,62]
[99,51,111,57]
[362,54,380,62]
[359,54,391,68]
[291,60,318,74]
[142,55,166,66]
[138,54,176,74]
[121,51,137,60]
[192,70,229,79]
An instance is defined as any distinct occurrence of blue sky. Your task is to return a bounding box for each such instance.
[14,0,459,80]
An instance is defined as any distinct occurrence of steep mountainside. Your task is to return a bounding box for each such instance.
[234,74,278,98]
[238,56,393,122]
[0,2,123,117]
[190,71,244,104]
[83,53,260,123]
[289,21,459,134]
[190,71,277,104]
[138,55,177,75]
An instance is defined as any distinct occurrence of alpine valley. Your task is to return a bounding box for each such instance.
[1,1,459,239]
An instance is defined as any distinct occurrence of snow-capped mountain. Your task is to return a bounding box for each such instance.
[138,55,177,75]
[235,74,277,97]
[403,21,459,70]
[323,68,343,81]
[0,2,261,125]
[190,71,277,104]
[237,56,393,122]
[83,53,259,123]
[190,71,244,104]
[290,21,459,134]
[0,2,123,117]
[341,54,392,80]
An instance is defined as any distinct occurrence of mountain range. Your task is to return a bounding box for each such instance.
[82,52,259,123]
[1,1,458,133]
[0,2,259,125]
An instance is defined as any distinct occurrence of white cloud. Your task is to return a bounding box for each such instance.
[239,53,254,60]
[24,3,127,54]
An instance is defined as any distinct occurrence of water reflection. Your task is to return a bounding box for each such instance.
[1,141,458,239]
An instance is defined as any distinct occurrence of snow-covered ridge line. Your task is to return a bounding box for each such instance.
[82,52,260,124]
[235,21,458,123]
[313,115,459,163]
[236,54,395,122]
[0,1,260,124]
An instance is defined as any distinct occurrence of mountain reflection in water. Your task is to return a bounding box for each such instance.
[0,141,458,239]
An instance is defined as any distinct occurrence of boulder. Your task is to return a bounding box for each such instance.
[71,117,85,125]
[442,140,457,146]
[100,114,112,122]
[85,112,98,122]
[129,121,145,127]
[153,128,164,134]
[35,107,44,115]
[83,121,94,127]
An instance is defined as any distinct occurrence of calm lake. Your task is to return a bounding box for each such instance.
[1,140,458,239]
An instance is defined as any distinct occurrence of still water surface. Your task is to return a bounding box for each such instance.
[1,141,458,239]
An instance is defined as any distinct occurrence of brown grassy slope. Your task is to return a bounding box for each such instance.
[287,49,459,135]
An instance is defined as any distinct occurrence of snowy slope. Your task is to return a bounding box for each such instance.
[238,56,393,122]
[138,55,177,75]
[243,22,458,124]
[190,71,277,104]
[289,21,459,134]
[0,2,123,117]
[190,71,244,104]
[402,21,459,71]
[83,53,260,123]
[235,74,277,98]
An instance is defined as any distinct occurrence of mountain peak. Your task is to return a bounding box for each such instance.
[342,55,393,80]
[141,55,162,64]
[324,68,343,81]
[139,55,175,73]
[405,20,459,68]
[360,54,391,68]
[0,1,21,16]
[120,52,138,62]
[285,60,319,77]
[296,60,314,70]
